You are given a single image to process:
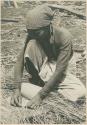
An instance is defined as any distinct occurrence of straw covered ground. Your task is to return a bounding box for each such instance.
[1,1,86,124]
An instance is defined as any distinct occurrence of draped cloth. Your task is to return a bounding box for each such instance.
[25,4,54,29]
[21,39,86,104]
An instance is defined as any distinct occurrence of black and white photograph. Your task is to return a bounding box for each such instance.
[0,0,86,124]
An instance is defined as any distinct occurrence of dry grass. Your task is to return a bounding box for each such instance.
[1,89,86,124]
[1,1,86,124]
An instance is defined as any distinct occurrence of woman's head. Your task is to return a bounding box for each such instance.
[27,25,50,40]
[25,4,54,34]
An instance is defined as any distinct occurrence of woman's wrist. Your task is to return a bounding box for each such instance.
[14,81,21,90]
[38,89,48,100]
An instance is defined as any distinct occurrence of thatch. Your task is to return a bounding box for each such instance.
[1,88,86,124]
[1,1,86,124]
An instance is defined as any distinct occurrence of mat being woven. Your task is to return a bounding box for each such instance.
[1,88,86,124]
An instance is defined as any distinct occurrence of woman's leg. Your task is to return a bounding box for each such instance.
[58,72,86,102]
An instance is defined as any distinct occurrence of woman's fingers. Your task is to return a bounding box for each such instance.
[18,96,22,107]
[14,96,20,106]
[10,97,17,107]
[25,101,33,108]
[10,95,22,107]
[25,101,40,109]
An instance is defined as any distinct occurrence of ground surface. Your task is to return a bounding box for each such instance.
[1,1,86,124]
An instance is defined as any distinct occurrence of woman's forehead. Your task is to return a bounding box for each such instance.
[28,27,44,32]
[27,25,50,33]
[28,29,40,32]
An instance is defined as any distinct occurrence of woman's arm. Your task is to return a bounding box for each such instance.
[39,40,73,99]
[10,33,30,107]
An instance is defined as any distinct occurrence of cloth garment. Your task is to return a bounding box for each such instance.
[25,4,54,29]
[24,35,86,101]
[24,26,73,99]
[21,62,86,103]
[39,60,86,101]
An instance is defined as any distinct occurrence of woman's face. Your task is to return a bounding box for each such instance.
[28,26,50,40]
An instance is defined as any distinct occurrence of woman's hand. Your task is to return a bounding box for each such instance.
[26,94,42,109]
[10,89,22,107]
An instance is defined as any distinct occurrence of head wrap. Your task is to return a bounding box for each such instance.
[25,4,54,29]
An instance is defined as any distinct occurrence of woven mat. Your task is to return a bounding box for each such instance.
[0,88,86,124]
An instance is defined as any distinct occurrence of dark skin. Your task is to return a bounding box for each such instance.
[10,26,72,109]
[10,26,51,108]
